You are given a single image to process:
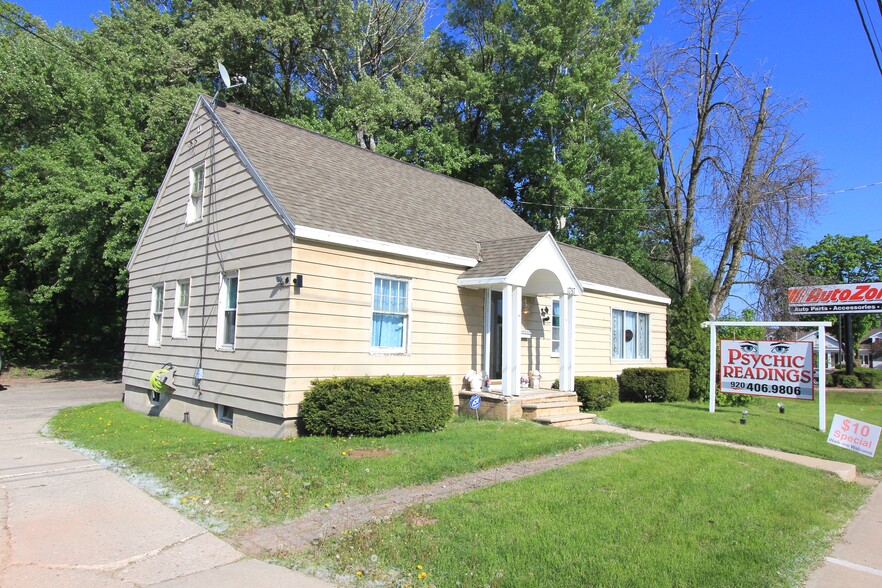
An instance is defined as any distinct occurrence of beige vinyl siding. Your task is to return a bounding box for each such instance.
[519,291,667,381]
[123,104,295,417]
[285,241,484,401]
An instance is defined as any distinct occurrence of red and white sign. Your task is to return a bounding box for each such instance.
[827,414,881,457]
[720,340,814,400]
[788,282,882,314]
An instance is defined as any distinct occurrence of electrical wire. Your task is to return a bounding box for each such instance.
[855,0,882,76]
[0,10,98,71]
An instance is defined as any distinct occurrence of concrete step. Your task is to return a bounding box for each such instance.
[519,391,579,404]
[522,401,582,419]
[531,412,596,427]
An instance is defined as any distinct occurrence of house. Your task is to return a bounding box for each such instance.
[796,331,843,369]
[122,95,669,437]
[860,326,882,368]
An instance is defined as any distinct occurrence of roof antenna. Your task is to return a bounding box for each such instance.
[212,62,247,105]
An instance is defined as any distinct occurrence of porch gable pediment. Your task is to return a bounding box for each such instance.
[458,232,582,295]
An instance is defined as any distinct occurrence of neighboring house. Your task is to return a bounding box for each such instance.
[860,326,882,368]
[796,331,843,369]
[123,95,670,436]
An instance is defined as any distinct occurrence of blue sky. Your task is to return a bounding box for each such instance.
[17,0,882,250]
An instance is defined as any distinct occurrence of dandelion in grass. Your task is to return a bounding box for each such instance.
[418,572,427,580]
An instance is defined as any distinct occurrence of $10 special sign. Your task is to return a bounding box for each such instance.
[720,340,814,400]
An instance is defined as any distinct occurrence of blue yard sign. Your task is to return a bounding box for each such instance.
[469,394,481,420]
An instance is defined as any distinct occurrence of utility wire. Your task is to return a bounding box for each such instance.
[855,0,882,76]
[0,10,97,71]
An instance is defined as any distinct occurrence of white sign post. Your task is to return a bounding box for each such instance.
[703,321,831,432]
[827,414,881,457]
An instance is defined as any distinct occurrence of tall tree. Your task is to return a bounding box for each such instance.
[619,0,822,315]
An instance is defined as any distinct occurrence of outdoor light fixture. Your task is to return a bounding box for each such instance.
[740,410,748,425]
[777,402,785,414]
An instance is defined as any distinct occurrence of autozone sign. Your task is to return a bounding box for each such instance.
[720,339,814,400]
[788,283,882,314]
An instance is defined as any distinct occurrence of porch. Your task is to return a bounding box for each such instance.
[457,388,596,427]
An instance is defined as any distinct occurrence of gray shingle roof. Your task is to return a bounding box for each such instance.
[210,99,665,302]
[212,100,536,260]
[459,234,546,279]
[560,243,668,299]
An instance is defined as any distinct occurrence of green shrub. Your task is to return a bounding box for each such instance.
[619,368,690,403]
[825,374,834,388]
[573,376,618,411]
[838,375,862,389]
[300,376,453,437]
[853,367,882,389]
[666,289,710,400]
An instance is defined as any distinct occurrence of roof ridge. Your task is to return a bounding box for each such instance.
[212,97,515,197]
[557,240,629,264]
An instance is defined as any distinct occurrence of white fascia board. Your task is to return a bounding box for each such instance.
[295,226,478,268]
[508,233,583,294]
[580,281,671,305]
[127,99,205,271]
[458,276,507,288]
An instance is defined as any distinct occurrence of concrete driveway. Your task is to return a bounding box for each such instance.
[0,379,334,587]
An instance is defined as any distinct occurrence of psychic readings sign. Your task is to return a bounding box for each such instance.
[720,340,814,400]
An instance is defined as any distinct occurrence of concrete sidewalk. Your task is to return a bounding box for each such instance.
[569,422,882,587]
[0,379,334,587]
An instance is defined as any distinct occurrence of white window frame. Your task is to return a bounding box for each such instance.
[611,309,650,360]
[172,279,190,339]
[370,275,411,354]
[186,164,205,224]
[216,272,239,351]
[550,300,560,357]
[148,283,164,346]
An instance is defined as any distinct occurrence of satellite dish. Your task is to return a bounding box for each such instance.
[218,62,232,89]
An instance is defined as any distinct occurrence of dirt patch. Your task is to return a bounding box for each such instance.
[346,448,398,458]
[234,440,646,557]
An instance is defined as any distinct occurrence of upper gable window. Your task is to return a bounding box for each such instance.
[371,276,410,353]
[186,164,205,224]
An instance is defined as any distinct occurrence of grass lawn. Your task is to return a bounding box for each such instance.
[48,402,627,532]
[292,442,868,588]
[598,391,882,475]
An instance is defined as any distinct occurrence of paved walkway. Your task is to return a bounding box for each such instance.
[0,380,334,587]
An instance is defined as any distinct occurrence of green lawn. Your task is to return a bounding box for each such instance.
[598,392,882,475]
[291,442,868,588]
[48,402,627,532]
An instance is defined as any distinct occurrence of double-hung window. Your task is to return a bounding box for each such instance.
[186,164,205,224]
[611,309,650,360]
[149,284,164,346]
[217,273,238,349]
[371,276,410,352]
[551,300,560,356]
[173,279,190,339]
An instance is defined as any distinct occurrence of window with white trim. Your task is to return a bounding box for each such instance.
[612,309,649,359]
[371,276,410,352]
[551,300,560,356]
[217,273,238,349]
[172,279,190,339]
[149,284,164,346]
[186,164,205,224]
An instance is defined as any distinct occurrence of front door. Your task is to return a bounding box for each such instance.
[489,290,503,379]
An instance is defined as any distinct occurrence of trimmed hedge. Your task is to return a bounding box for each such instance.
[573,376,618,411]
[837,375,862,389]
[619,368,690,403]
[830,368,882,389]
[300,376,453,437]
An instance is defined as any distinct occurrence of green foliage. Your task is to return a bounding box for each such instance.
[830,368,882,389]
[573,376,618,411]
[666,288,710,400]
[619,367,690,403]
[300,376,453,437]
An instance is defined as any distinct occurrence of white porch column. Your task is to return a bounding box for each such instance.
[501,284,522,396]
[483,289,492,378]
[558,291,576,392]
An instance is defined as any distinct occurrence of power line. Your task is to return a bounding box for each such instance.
[0,10,97,71]
[855,0,882,76]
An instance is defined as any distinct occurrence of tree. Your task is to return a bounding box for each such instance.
[619,0,822,315]
[666,287,710,400]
